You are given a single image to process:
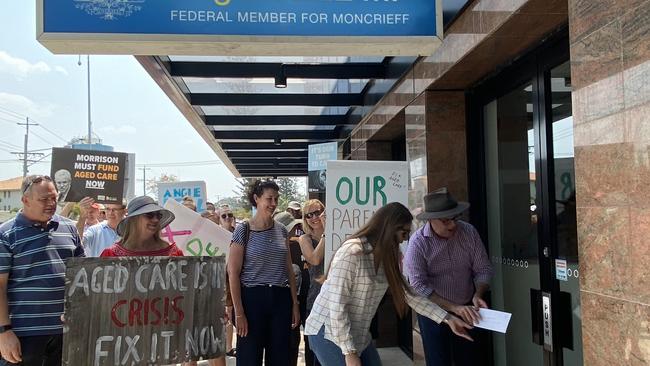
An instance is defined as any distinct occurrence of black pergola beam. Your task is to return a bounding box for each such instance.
[234,165,306,170]
[239,171,306,176]
[231,158,308,164]
[240,172,306,177]
[191,93,363,106]
[237,166,307,173]
[171,62,386,79]
[227,151,308,158]
[214,130,337,140]
[205,115,348,126]
[222,142,310,150]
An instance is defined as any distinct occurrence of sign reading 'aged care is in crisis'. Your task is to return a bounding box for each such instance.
[37,0,443,56]
[62,256,226,366]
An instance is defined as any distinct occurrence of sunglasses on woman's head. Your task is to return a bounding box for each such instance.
[221,213,234,219]
[305,210,323,219]
[144,211,163,220]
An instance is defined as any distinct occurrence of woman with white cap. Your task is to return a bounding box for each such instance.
[100,196,183,257]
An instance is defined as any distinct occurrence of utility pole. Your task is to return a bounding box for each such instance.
[12,117,43,177]
[138,165,151,195]
[86,55,92,144]
[78,55,92,144]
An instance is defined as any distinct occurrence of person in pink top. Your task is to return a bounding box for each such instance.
[100,195,181,257]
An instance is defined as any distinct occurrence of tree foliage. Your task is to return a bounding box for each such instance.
[233,177,306,214]
[234,178,256,212]
[276,177,306,211]
[146,173,179,198]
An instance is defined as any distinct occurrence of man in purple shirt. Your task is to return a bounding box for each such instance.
[405,188,493,366]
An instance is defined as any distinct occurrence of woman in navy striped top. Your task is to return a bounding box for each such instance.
[227,180,300,366]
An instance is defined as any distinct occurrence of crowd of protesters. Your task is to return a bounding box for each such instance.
[0,175,491,366]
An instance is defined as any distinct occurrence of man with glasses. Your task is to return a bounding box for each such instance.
[404,188,493,366]
[78,196,127,257]
[0,175,85,366]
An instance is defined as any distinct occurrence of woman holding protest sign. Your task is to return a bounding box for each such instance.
[227,180,300,366]
[100,196,183,257]
[304,203,473,366]
[298,199,326,366]
[100,196,228,366]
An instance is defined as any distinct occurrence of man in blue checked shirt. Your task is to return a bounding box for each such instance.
[0,175,85,366]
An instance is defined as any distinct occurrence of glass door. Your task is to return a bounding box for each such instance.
[484,79,545,366]
[472,33,582,366]
[547,61,583,366]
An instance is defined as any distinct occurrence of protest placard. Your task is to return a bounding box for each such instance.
[163,199,232,258]
[324,161,409,268]
[50,147,127,204]
[308,142,338,194]
[158,181,208,212]
[62,256,226,366]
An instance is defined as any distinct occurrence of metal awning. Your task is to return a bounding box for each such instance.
[135,1,472,178]
[138,55,399,177]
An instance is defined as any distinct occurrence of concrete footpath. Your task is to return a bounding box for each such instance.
[194,346,411,365]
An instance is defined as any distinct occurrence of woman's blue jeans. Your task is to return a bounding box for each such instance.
[307,327,382,366]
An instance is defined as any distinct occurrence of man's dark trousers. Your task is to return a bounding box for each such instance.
[418,314,487,366]
[0,335,62,366]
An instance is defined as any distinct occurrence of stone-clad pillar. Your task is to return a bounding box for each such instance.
[406,91,468,218]
[569,0,650,364]
[405,90,469,365]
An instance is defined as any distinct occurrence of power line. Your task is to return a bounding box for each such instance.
[0,107,25,120]
[0,106,67,144]
[0,139,21,149]
[37,124,67,144]
[136,160,222,168]
[30,130,56,147]
[0,116,21,125]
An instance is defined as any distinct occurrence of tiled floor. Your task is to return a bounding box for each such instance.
[196,346,411,365]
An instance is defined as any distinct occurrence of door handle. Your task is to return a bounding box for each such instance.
[530,289,543,346]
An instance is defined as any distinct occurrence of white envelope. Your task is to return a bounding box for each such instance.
[474,308,512,334]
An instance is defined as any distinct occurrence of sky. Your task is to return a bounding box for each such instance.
[0,1,241,202]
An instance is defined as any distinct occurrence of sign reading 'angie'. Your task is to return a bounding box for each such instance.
[62,257,226,366]
[37,0,442,56]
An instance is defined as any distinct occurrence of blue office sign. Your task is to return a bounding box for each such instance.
[37,0,443,56]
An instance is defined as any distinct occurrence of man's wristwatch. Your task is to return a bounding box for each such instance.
[0,324,12,334]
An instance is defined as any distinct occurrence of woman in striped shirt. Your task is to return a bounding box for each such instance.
[227,180,300,366]
[305,203,473,366]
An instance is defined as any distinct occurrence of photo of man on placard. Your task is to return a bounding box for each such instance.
[308,169,327,193]
[54,169,72,203]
